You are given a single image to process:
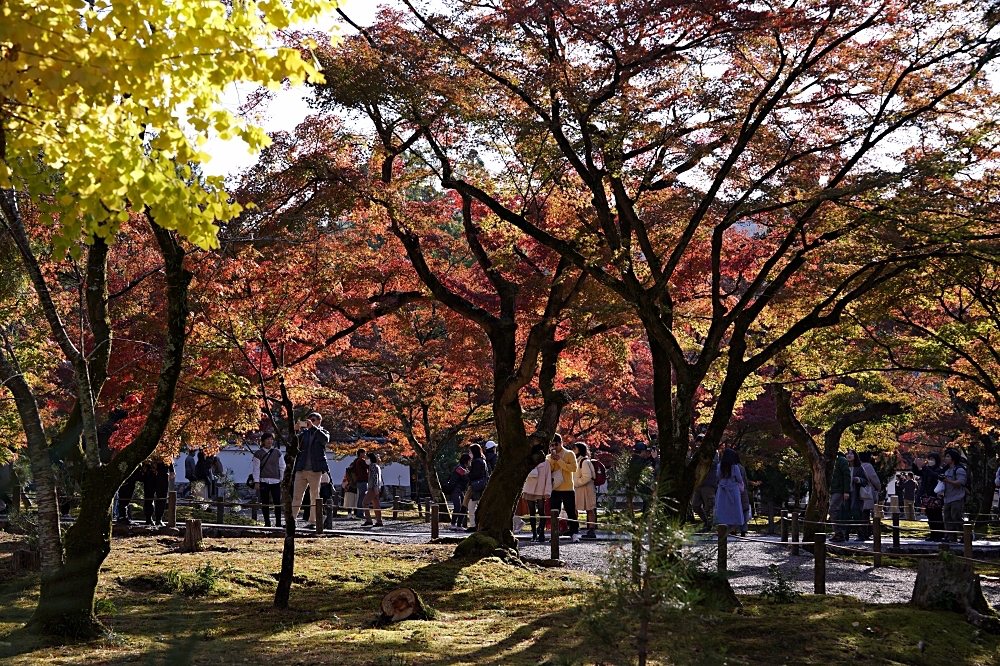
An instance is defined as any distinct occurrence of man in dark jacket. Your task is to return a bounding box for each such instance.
[829,451,852,542]
[351,448,370,519]
[291,411,330,527]
[184,449,197,488]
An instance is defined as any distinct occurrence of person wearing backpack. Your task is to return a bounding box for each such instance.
[941,448,968,544]
[466,444,490,532]
[573,442,598,540]
[445,453,471,530]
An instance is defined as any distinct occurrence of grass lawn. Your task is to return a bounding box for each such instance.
[2,532,1000,665]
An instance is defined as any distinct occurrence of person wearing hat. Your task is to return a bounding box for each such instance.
[291,411,330,527]
[940,448,967,543]
[484,440,499,474]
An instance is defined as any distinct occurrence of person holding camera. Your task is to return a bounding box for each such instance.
[291,412,330,527]
[252,432,285,528]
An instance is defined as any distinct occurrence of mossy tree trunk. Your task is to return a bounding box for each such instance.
[389,193,587,550]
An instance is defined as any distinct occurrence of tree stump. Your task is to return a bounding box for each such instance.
[11,548,40,572]
[182,518,203,552]
[911,554,1000,633]
[375,587,433,626]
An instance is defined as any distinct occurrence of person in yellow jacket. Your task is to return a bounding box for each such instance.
[548,434,580,542]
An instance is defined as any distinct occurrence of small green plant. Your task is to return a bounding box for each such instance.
[584,454,702,666]
[930,590,959,611]
[165,561,230,596]
[760,564,801,604]
[94,597,117,618]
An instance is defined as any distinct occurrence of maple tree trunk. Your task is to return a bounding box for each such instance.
[475,331,567,549]
[274,384,298,610]
[655,366,698,519]
[423,455,447,510]
[475,398,533,548]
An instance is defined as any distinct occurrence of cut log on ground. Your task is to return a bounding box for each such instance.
[182,519,203,553]
[11,548,40,572]
[375,587,434,626]
[911,553,1000,634]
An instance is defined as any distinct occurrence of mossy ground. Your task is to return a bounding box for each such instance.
[2,532,1000,665]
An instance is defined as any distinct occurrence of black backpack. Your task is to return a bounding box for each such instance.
[441,468,458,495]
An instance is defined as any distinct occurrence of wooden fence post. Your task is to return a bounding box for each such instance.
[791,511,799,556]
[215,487,224,524]
[550,509,560,561]
[315,498,324,534]
[873,516,882,567]
[424,498,432,523]
[964,523,973,559]
[814,532,826,594]
[431,504,439,540]
[892,509,900,550]
[393,495,400,520]
[717,524,728,574]
[167,490,177,528]
[780,511,788,542]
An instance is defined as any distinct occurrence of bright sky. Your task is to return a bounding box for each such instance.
[201,0,384,179]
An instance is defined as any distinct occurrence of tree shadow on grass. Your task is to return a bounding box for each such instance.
[400,555,473,592]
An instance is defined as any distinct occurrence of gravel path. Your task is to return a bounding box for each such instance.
[315,520,1000,607]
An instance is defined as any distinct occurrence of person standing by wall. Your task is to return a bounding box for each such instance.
[253,432,285,528]
[342,462,358,521]
[351,449,370,520]
[361,452,384,527]
[291,412,330,527]
[184,448,198,493]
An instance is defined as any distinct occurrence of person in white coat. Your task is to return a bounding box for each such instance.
[573,442,598,540]
[522,444,553,542]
